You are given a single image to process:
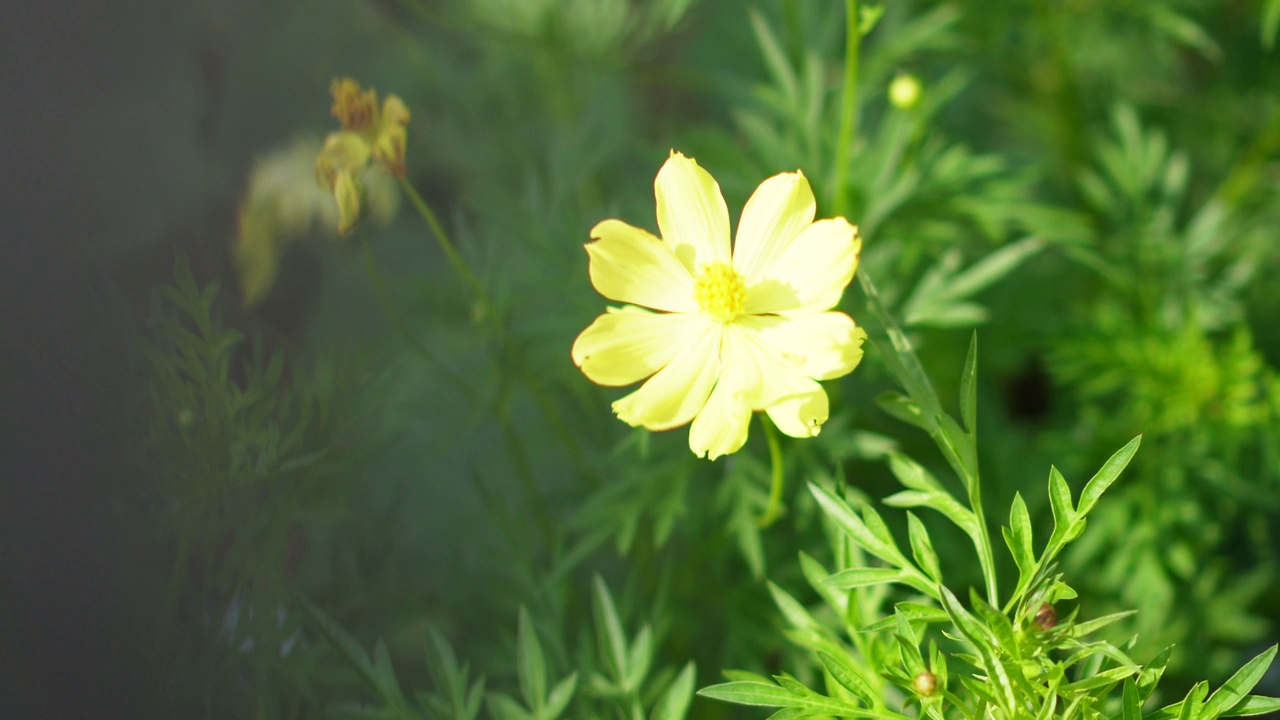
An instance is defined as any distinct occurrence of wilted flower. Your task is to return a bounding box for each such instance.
[316,78,410,235]
[234,137,397,306]
[572,152,866,460]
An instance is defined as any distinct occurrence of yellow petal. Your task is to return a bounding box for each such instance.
[732,171,816,285]
[743,218,860,317]
[765,381,830,438]
[334,169,362,235]
[586,219,697,312]
[572,307,706,387]
[612,323,720,431]
[740,312,867,381]
[688,373,752,460]
[655,151,731,273]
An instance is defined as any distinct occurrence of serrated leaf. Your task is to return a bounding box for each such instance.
[652,662,696,720]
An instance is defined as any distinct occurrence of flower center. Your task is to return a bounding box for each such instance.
[694,261,747,323]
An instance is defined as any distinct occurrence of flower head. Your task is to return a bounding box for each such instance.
[315,78,411,235]
[572,152,867,460]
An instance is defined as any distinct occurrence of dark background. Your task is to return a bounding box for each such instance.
[0,2,395,715]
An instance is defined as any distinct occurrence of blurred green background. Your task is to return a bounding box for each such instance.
[3,0,1279,717]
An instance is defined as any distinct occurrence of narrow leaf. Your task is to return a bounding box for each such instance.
[960,332,978,434]
[651,663,696,720]
[1076,436,1141,518]
[1203,645,1278,719]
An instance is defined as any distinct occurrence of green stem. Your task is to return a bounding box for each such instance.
[831,0,862,217]
[857,270,999,606]
[756,415,786,528]
[398,177,505,338]
[361,235,477,399]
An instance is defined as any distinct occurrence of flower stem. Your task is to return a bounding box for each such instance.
[361,234,477,398]
[831,0,861,218]
[397,176,505,338]
[757,415,786,528]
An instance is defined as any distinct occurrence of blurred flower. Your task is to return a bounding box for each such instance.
[316,78,410,235]
[889,72,922,110]
[234,137,397,306]
[572,152,866,460]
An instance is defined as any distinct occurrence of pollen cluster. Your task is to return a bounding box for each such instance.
[694,261,747,323]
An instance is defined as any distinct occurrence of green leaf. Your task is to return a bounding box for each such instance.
[1004,492,1035,577]
[297,597,383,702]
[1203,645,1278,719]
[944,237,1046,302]
[1221,696,1280,717]
[1060,666,1135,693]
[625,626,654,693]
[939,587,1015,714]
[1138,646,1175,703]
[768,581,821,634]
[516,607,547,712]
[1123,678,1142,720]
[1069,610,1137,638]
[1076,436,1141,519]
[826,567,907,589]
[877,392,929,431]
[960,332,978,434]
[592,576,629,682]
[906,513,943,583]
[699,681,798,707]
[1266,0,1280,49]
[809,483,903,565]
[817,651,877,706]
[544,673,577,720]
[651,663,696,720]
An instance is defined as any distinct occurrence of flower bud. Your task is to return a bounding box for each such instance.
[913,671,937,697]
[889,73,922,110]
[1034,602,1058,631]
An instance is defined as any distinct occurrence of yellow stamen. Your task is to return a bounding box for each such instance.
[694,261,747,323]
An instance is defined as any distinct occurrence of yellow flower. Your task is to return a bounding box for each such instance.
[572,152,867,460]
[316,78,411,235]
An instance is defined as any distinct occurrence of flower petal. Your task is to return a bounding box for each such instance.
[732,171,816,285]
[743,218,860,317]
[765,382,830,438]
[688,375,752,460]
[572,307,707,387]
[739,312,867,381]
[586,219,697,312]
[655,151,731,273]
[612,322,720,431]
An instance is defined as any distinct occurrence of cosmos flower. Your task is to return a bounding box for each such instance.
[572,151,867,460]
